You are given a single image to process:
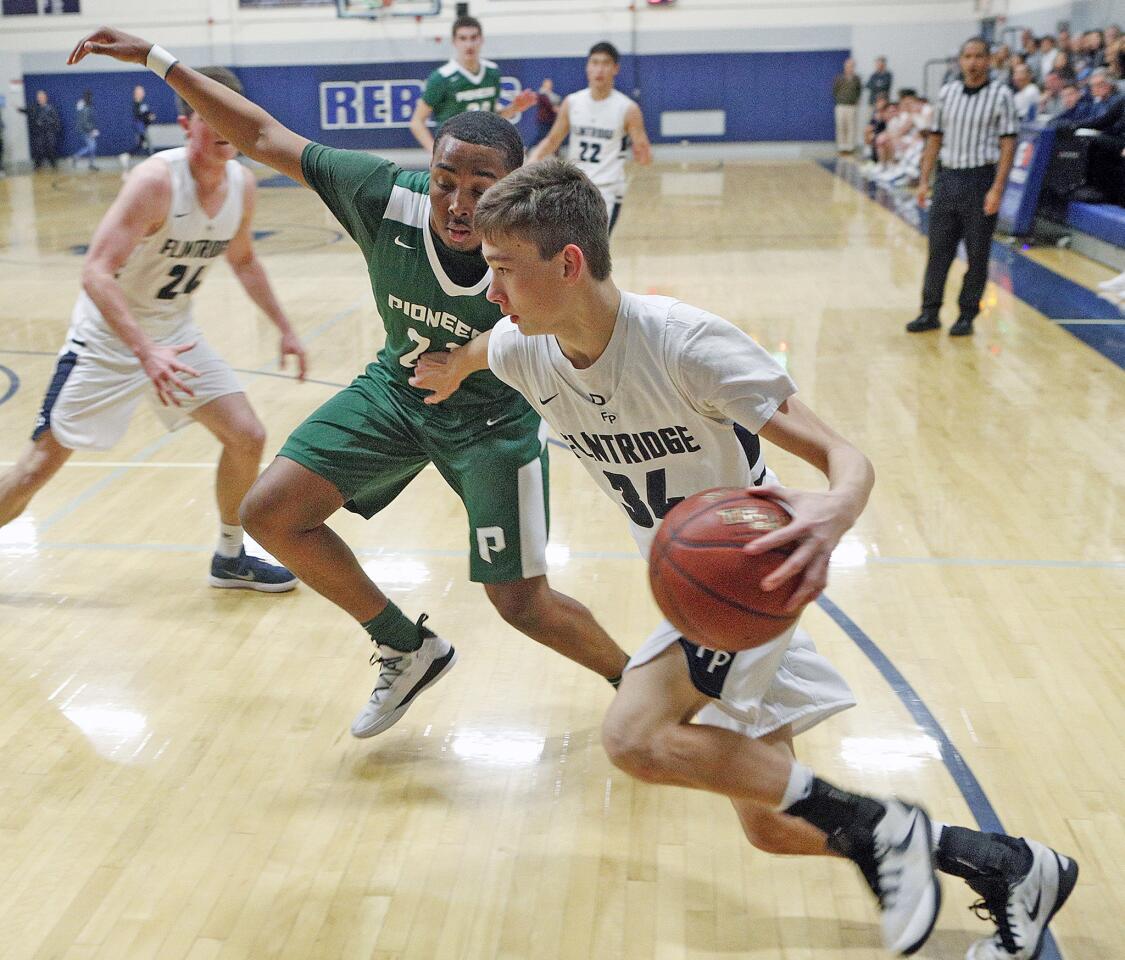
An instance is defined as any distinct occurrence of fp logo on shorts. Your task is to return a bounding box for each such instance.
[476,526,506,563]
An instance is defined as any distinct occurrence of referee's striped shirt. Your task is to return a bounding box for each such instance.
[930,79,1018,168]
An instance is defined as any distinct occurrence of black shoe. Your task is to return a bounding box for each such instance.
[949,316,975,337]
[906,315,941,333]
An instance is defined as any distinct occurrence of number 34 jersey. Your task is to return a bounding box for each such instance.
[69,147,246,350]
[487,293,798,557]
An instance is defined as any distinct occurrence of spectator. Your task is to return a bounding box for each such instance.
[1057,28,1073,57]
[1076,69,1124,125]
[1058,69,1125,206]
[119,84,154,172]
[1048,82,1089,126]
[1012,63,1041,121]
[1107,25,1121,47]
[1051,50,1076,81]
[1037,35,1058,81]
[991,44,1012,85]
[19,89,61,171]
[863,92,890,164]
[1084,30,1107,70]
[1038,71,1067,118]
[534,78,561,146]
[832,57,862,153]
[1020,29,1038,62]
[72,89,98,171]
[866,56,892,105]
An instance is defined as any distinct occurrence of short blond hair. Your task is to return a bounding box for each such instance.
[474,159,612,280]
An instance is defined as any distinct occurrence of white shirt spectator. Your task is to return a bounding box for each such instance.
[1013,82,1041,120]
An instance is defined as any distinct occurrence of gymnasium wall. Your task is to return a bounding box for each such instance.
[2,0,1121,166]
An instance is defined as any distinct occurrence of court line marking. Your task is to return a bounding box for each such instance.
[1052,318,1125,326]
[0,364,19,408]
[814,595,1065,960]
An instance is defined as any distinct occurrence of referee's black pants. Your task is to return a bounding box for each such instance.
[920,165,997,320]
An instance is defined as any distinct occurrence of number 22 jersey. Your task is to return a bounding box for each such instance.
[68,147,245,351]
[487,293,797,557]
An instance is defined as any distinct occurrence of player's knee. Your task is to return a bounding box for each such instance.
[485,581,544,633]
[238,478,277,537]
[601,719,668,784]
[228,419,266,457]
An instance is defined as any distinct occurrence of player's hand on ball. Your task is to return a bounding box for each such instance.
[67,27,152,67]
[139,342,201,408]
[741,483,854,611]
[410,351,463,404]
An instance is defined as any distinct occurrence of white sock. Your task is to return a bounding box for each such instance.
[778,761,815,811]
[217,522,244,559]
[931,821,948,853]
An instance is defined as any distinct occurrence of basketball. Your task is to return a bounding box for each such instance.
[648,488,804,651]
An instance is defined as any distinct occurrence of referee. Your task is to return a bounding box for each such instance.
[908,37,1017,337]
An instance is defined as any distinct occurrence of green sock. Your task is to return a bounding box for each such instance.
[362,601,422,652]
[606,674,622,689]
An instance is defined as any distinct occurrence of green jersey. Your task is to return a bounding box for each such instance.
[423,59,504,123]
[301,142,528,425]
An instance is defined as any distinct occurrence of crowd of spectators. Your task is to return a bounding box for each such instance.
[835,24,1125,206]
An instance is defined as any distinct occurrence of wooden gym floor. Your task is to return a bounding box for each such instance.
[0,158,1121,959]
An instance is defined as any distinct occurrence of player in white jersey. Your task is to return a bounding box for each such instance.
[0,67,308,593]
[528,42,651,232]
[410,160,1079,960]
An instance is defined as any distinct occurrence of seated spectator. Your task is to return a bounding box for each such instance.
[1051,50,1077,81]
[1063,72,1125,206]
[1074,69,1124,126]
[1039,71,1067,118]
[1048,83,1089,126]
[1037,35,1059,82]
[863,93,890,163]
[1012,63,1041,120]
[873,89,930,186]
[991,43,1012,85]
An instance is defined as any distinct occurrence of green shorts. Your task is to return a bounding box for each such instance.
[278,368,549,583]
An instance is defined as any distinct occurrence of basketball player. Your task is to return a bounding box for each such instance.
[0,67,306,594]
[528,42,652,232]
[409,15,537,153]
[410,160,1079,960]
[69,28,630,740]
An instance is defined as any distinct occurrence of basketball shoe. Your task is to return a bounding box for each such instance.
[830,799,942,956]
[209,547,298,592]
[351,614,457,738]
[963,838,1078,959]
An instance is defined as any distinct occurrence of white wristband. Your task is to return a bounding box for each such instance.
[146,45,179,80]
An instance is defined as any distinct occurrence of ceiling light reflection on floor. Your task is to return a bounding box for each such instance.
[62,704,151,764]
[450,728,546,766]
[840,734,942,774]
[0,516,39,555]
[829,537,869,568]
[360,556,432,589]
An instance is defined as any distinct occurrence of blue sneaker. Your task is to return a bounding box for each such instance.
[209,547,298,593]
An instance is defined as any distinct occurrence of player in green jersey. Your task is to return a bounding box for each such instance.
[409,15,537,153]
[70,26,630,740]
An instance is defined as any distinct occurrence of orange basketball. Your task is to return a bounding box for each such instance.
[648,488,804,651]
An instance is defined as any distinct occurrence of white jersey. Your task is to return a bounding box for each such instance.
[69,147,246,349]
[565,88,634,196]
[488,292,797,557]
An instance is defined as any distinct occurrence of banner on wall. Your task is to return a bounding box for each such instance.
[320,76,521,130]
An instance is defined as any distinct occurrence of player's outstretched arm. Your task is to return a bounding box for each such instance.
[497,88,538,121]
[625,103,653,165]
[409,332,492,403]
[68,27,311,186]
[744,398,874,611]
[225,171,308,380]
[82,159,201,407]
[527,99,571,163]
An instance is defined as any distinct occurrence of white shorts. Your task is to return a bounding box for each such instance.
[626,620,856,740]
[597,185,624,232]
[34,331,244,451]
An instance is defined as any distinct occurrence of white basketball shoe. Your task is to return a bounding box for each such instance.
[870,800,943,955]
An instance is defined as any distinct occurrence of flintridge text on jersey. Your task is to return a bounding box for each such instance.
[388,294,482,341]
[560,425,701,466]
[573,124,615,140]
[159,238,231,259]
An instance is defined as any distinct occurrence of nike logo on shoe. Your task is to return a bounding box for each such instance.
[394,235,415,249]
[219,569,258,581]
[539,394,559,404]
[1028,887,1042,921]
[485,416,503,426]
[893,811,920,854]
